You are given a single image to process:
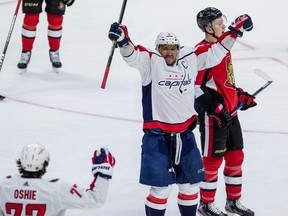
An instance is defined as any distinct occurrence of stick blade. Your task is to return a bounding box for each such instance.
[254,68,274,82]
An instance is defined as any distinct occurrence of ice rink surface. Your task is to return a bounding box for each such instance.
[0,0,287,215]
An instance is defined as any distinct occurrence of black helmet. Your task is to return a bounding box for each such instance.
[197,7,223,32]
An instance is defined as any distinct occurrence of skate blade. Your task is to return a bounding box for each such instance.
[197,210,207,216]
[52,67,60,74]
[19,68,27,74]
[0,95,6,101]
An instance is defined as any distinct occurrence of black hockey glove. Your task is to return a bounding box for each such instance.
[237,88,257,110]
[108,22,130,47]
[210,103,232,128]
[228,14,253,37]
[62,0,75,7]
[91,147,116,179]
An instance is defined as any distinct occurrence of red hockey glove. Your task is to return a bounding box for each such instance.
[237,88,257,111]
[62,0,75,7]
[108,22,130,47]
[228,14,253,37]
[210,103,232,128]
[92,147,116,179]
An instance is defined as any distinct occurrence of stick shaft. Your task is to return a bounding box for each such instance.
[231,70,273,114]
[252,81,273,97]
[101,0,127,89]
[0,0,22,72]
[231,80,273,114]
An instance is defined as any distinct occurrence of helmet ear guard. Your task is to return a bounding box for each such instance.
[20,143,50,172]
[155,32,180,51]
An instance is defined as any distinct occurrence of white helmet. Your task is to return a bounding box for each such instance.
[155,32,180,50]
[20,143,50,172]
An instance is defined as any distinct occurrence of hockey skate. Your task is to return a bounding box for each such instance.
[198,201,228,216]
[17,51,31,74]
[49,49,62,73]
[225,199,254,216]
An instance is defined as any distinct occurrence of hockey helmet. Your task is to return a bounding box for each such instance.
[197,7,224,32]
[155,32,180,51]
[20,143,50,172]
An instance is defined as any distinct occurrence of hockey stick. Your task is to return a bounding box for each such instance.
[0,0,21,101]
[231,69,273,114]
[0,0,22,72]
[100,0,128,89]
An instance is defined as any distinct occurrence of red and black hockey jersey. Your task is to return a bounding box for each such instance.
[195,40,238,114]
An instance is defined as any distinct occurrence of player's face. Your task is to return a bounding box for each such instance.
[211,17,226,37]
[158,45,179,66]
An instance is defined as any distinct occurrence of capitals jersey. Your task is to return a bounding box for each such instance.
[0,175,109,216]
[195,40,238,113]
[121,31,237,132]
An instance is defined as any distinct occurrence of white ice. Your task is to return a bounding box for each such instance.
[0,0,287,215]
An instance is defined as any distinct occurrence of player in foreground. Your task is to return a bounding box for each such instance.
[0,143,115,215]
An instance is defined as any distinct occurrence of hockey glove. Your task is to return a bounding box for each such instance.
[108,22,130,47]
[62,0,75,7]
[228,14,253,37]
[237,88,257,110]
[210,103,232,128]
[91,147,116,179]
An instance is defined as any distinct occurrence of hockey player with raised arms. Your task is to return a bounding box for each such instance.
[195,7,256,216]
[107,13,253,216]
[0,143,116,215]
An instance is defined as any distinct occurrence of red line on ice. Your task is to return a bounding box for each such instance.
[4,96,288,135]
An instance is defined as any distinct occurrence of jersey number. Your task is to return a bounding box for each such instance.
[5,203,46,216]
[70,184,82,198]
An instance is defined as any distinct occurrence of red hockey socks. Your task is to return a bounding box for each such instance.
[21,13,40,52]
[200,156,223,203]
[47,14,63,51]
[224,150,244,200]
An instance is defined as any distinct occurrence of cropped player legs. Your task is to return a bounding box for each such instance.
[145,184,199,216]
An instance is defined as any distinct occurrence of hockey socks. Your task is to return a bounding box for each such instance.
[178,204,197,216]
[145,205,165,216]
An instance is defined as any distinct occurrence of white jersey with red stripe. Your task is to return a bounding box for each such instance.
[120,31,236,133]
[0,174,109,216]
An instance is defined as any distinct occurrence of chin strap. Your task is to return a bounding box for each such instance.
[212,34,219,40]
[206,28,219,40]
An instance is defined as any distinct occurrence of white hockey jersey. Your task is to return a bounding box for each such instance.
[0,174,109,216]
[120,31,236,133]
